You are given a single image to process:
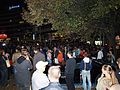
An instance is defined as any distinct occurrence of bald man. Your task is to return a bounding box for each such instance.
[41,66,64,90]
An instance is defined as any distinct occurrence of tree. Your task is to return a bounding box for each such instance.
[22,0,120,41]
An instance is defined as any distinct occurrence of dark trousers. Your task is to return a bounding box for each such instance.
[0,66,8,86]
[66,74,75,90]
[14,67,30,90]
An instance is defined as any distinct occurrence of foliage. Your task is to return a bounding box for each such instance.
[22,0,120,41]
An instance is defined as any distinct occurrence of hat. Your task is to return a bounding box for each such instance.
[36,61,48,70]
[21,45,28,51]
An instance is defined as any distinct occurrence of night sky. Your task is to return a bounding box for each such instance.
[0,0,24,14]
[0,0,8,13]
[0,0,31,36]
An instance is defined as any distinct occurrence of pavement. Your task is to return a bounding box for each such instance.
[61,83,96,90]
[0,75,96,90]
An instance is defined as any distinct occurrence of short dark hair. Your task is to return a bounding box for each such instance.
[16,46,21,51]
[67,51,73,56]
[117,58,120,64]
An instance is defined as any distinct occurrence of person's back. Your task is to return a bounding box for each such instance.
[15,56,32,84]
[32,61,49,90]
[65,51,76,90]
[33,50,45,70]
[41,66,64,90]
[80,53,92,90]
[14,48,32,90]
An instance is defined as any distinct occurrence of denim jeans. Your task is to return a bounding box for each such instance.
[81,70,91,90]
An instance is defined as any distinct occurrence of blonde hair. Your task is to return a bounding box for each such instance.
[102,64,118,85]
[48,66,61,79]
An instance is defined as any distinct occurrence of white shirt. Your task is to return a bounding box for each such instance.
[83,57,90,63]
[32,70,50,90]
[97,50,103,59]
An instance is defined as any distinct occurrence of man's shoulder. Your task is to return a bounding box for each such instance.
[41,87,63,90]
[67,58,76,63]
[41,82,64,90]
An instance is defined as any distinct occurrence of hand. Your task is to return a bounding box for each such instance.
[25,55,30,60]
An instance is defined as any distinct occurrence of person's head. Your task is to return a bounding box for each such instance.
[83,52,88,57]
[117,58,120,68]
[110,84,120,90]
[102,65,113,76]
[21,48,28,56]
[102,64,108,75]
[67,51,73,58]
[48,66,61,82]
[54,47,57,51]
[102,64,118,84]
[33,47,39,54]
[47,49,52,53]
[15,46,21,52]
[36,61,48,72]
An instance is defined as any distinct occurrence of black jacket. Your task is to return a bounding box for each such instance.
[65,58,76,75]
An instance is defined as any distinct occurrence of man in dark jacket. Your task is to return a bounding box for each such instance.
[65,51,76,90]
[14,48,32,90]
[33,47,45,70]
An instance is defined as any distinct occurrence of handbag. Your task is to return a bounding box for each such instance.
[5,59,11,67]
[2,56,11,67]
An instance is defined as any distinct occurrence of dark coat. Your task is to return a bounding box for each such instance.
[14,56,32,87]
[65,58,76,75]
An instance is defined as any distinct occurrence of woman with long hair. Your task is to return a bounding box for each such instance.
[96,64,118,90]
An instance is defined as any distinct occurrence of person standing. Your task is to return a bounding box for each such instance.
[53,47,59,64]
[97,48,103,63]
[46,49,52,66]
[33,47,45,70]
[12,46,21,66]
[97,48,104,63]
[32,61,50,90]
[14,48,32,90]
[107,50,115,64]
[57,50,64,65]
[41,66,64,90]
[80,52,92,90]
[0,49,8,85]
[65,51,76,90]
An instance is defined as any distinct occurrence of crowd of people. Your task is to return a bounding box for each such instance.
[0,43,120,90]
